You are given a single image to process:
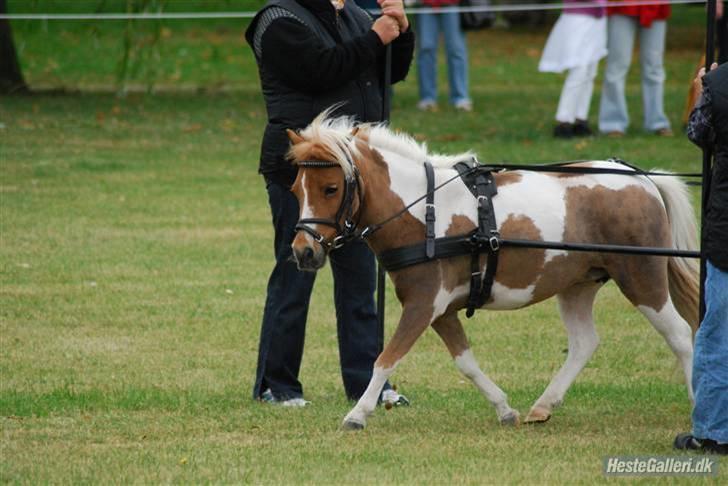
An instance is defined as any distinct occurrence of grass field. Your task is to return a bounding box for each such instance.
[1,5,726,483]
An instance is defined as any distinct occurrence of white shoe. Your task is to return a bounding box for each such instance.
[280,397,310,407]
[382,388,410,407]
[417,100,438,112]
[260,388,310,407]
[454,100,473,112]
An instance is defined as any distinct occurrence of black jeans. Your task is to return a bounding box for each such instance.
[252,180,385,400]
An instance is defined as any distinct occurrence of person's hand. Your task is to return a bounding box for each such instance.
[718,0,724,20]
[372,15,401,45]
[694,62,719,102]
[378,0,409,33]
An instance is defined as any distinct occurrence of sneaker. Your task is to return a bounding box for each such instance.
[654,127,674,137]
[454,100,473,112]
[674,433,728,455]
[417,100,438,112]
[553,122,574,139]
[381,388,410,407]
[604,130,625,138]
[573,119,593,137]
[259,388,310,407]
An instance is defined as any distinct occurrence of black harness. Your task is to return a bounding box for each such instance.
[378,159,501,317]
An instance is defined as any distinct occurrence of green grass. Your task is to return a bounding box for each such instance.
[1,6,725,483]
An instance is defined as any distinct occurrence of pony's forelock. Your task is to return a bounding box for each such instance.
[295,108,360,181]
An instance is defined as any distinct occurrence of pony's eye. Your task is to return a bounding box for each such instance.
[324,186,338,197]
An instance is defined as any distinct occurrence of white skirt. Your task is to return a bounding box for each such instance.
[538,13,607,73]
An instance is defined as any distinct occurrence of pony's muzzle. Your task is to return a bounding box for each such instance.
[292,235,327,271]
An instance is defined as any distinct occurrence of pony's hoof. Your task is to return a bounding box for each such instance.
[341,419,365,431]
[499,410,520,426]
[524,406,551,424]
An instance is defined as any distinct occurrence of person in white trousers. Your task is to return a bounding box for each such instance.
[539,0,607,138]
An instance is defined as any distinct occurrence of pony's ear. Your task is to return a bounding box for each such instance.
[350,127,359,137]
[287,129,305,145]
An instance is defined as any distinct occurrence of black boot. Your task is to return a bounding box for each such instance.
[553,122,574,139]
[573,119,593,137]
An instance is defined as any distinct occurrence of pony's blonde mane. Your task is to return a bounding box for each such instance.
[296,108,475,179]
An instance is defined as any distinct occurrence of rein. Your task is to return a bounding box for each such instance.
[358,157,698,240]
[294,157,698,251]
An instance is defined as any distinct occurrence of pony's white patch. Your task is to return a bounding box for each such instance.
[432,282,469,320]
[485,281,535,310]
[454,349,482,378]
[637,303,694,401]
[454,349,513,418]
[299,171,317,245]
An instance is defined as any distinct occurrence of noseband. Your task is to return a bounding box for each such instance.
[294,160,363,251]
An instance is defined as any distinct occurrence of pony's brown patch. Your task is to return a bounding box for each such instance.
[561,184,671,311]
[494,171,523,187]
[496,215,546,290]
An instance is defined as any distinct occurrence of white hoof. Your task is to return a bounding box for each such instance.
[499,409,520,426]
[341,418,366,431]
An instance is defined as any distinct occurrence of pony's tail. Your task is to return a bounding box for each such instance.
[652,172,701,333]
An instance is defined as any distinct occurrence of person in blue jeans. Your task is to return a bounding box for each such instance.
[416,0,472,111]
[598,3,672,136]
[674,62,728,456]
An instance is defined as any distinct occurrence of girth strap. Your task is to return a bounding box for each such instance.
[424,161,436,259]
[465,169,499,317]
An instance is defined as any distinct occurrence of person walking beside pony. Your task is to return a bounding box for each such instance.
[598,0,673,137]
[674,62,728,456]
[245,0,414,406]
[538,0,607,138]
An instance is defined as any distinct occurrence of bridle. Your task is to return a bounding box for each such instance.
[294,160,364,251]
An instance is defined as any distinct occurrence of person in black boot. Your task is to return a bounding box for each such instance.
[674,62,728,456]
[245,0,414,407]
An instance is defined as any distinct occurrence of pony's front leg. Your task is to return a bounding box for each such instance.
[342,305,433,430]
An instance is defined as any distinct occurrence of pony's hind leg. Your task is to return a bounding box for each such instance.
[432,313,519,425]
[342,304,433,431]
[636,301,694,402]
[525,282,602,423]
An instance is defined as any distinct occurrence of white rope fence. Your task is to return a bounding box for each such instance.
[0,0,708,20]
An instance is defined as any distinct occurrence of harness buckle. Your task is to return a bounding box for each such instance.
[489,234,500,252]
[332,235,346,249]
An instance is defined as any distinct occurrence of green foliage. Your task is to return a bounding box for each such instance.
[1,7,723,484]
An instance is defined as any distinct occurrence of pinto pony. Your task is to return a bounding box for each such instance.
[286,111,700,430]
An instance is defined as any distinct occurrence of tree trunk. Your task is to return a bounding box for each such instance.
[0,0,29,94]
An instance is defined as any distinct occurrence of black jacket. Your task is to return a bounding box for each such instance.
[701,64,728,271]
[245,0,415,186]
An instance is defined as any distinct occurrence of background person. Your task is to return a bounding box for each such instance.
[245,0,414,406]
[415,0,472,111]
[674,62,728,456]
[598,1,672,137]
[538,0,607,138]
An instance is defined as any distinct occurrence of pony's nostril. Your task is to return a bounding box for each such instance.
[303,247,314,262]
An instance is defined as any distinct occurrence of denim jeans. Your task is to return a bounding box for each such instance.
[598,15,671,133]
[253,180,386,401]
[691,261,728,444]
[416,11,470,105]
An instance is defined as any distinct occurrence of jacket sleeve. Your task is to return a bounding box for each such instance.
[257,17,385,93]
[387,28,415,84]
[687,87,715,150]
